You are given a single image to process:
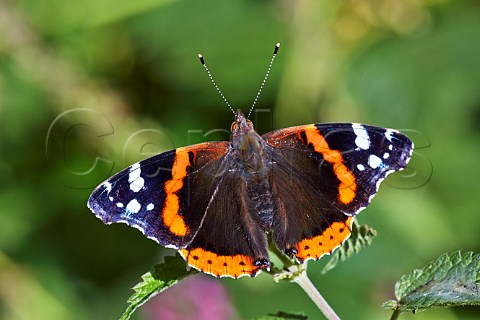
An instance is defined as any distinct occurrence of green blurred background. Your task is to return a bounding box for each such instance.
[1,0,480,319]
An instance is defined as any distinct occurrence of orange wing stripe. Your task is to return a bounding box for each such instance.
[162,150,190,236]
[295,217,353,262]
[304,126,357,204]
[179,248,261,278]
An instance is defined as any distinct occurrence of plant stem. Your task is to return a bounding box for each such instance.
[268,234,340,319]
[389,308,401,320]
[268,236,295,268]
[292,271,341,320]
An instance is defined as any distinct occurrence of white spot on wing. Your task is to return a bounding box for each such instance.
[388,144,393,150]
[109,196,113,201]
[383,152,390,159]
[129,163,145,192]
[116,202,124,208]
[352,124,371,150]
[146,203,154,211]
[126,199,141,214]
[368,154,382,169]
[385,129,394,142]
[357,164,366,171]
[103,181,112,193]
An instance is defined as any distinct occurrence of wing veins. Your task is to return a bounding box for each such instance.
[182,155,231,247]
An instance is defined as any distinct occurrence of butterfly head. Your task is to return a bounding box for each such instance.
[231,109,254,134]
[230,109,265,169]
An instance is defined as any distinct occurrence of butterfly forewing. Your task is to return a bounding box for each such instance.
[88,142,229,248]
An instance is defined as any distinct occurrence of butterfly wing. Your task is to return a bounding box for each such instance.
[262,123,413,262]
[88,141,269,278]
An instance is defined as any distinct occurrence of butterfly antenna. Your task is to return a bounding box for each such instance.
[247,43,280,118]
[198,53,235,115]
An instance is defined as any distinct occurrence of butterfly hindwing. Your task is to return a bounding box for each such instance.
[263,123,413,262]
[179,169,270,278]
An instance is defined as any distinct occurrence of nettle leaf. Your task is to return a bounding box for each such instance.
[120,253,197,320]
[252,311,308,320]
[383,251,480,313]
[321,221,377,274]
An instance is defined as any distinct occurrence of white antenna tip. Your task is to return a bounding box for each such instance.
[274,43,280,54]
[198,54,205,65]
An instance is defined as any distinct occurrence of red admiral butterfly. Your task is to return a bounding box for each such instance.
[88,44,413,278]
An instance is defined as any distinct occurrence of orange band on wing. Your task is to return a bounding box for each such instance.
[304,126,357,204]
[294,216,353,262]
[162,150,190,236]
[179,248,261,278]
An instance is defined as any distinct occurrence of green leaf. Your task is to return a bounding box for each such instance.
[383,251,480,313]
[252,311,308,320]
[150,252,198,281]
[321,221,377,274]
[119,253,197,320]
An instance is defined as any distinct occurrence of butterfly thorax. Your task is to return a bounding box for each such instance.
[230,110,268,174]
[230,110,274,228]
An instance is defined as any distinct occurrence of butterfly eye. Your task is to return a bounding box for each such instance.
[230,122,238,132]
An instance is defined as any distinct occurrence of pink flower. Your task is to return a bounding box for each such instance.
[144,274,238,320]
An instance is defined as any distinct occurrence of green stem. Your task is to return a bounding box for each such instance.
[389,308,401,320]
[292,271,341,320]
[268,235,340,320]
[268,236,295,268]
